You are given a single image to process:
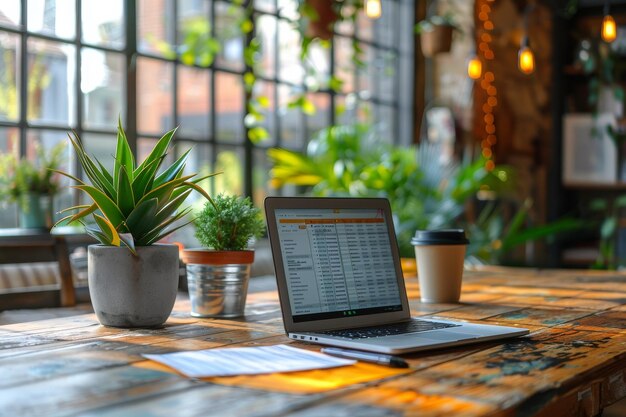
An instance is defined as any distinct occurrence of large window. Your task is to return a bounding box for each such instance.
[0,0,414,227]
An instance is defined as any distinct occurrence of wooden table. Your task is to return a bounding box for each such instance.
[1,267,626,417]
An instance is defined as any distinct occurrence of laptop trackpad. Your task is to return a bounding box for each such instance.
[414,330,476,342]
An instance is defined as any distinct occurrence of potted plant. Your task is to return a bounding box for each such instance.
[55,120,214,328]
[0,141,65,229]
[182,194,265,318]
[415,14,460,57]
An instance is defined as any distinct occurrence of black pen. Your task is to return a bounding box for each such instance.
[321,347,409,368]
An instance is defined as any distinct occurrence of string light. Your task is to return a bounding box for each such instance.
[365,0,382,19]
[602,1,617,42]
[518,6,536,75]
[467,54,482,79]
[476,0,498,171]
[518,36,535,74]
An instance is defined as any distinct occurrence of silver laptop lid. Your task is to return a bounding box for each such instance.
[265,197,410,333]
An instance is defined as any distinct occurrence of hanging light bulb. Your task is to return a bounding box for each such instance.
[467,55,482,79]
[518,5,536,75]
[365,0,382,19]
[518,36,535,74]
[602,12,617,42]
[602,15,617,42]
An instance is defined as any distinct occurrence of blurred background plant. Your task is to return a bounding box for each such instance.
[588,195,626,270]
[0,141,65,211]
[269,124,583,262]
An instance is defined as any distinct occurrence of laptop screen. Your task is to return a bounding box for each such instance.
[275,207,403,323]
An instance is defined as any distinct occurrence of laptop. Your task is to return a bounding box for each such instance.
[264,197,529,354]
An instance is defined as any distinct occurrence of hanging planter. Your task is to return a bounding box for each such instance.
[420,25,454,57]
[415,15,459,57]
[302,0,339,41]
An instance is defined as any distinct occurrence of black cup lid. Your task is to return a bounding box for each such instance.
[411,229,469,246]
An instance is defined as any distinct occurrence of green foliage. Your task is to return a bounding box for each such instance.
[269,124,583,262]
[576,41,626,113]
[194,194,265,251]
[415,13,460,34]
[0,141,65,211]
[269,124,511,257]
[466,199,585,265]
[55,120,217,253]
[589,195,626,269]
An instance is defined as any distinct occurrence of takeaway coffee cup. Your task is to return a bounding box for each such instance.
[411,229,469,303]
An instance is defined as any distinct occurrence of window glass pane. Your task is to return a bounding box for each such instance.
[177,0,212,66]
[278,19,303,84]
[336,4,356,36]
[253,80,276,146]
[0,32,19,122]
[375,104,395,142]
[374,0,395,48]
[0,127,18,227]
[277,0,298,20]
[278,85,303,149]
[138,137,158,166]
[357,42,372,98]
[305,41,330,91]
[358,99,372,123]
[26,129,73,223]
[0,1,21,28]
[215,72,243,143]
[252,148,274,209]
[81,0,125,49]
[138,0,175,56]
[178,65,211,139]
[0,126,18,154]
[356,8,373,41]
[27,39,76,126]
[335,94,357,126]
[376,49,397,102]
[256,14,276,79]
[81,132,116,174]
[306,93,330,141]
[215,2,244,71]
[137,57,174,135]
[214,146,244,196]
[178,140,212,203]
[334,36,355,94]
[255,0,276,14]
[82,49,125,130]
[28,0,75,39]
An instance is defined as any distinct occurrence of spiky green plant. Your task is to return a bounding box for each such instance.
[55,120,217,254]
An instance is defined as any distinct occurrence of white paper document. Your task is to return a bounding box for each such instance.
[142,344,356,377]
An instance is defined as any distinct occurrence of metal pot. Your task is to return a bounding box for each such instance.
[182,250,255,318]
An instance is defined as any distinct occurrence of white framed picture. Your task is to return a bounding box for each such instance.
[562,113,617,185]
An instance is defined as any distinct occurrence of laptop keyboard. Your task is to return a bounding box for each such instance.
[317,319,460,340]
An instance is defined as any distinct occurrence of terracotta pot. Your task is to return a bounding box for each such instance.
[181,249,254,265]
[304,0,338,40]
[420,25,454,57]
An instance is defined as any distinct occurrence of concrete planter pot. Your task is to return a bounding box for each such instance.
[88,244,179,328]
[181,249,254,318]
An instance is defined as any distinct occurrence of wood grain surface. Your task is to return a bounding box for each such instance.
[1,267,626,417]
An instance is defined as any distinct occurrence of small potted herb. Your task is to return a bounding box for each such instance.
[0,141,65,229]
[182,194,265,318]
